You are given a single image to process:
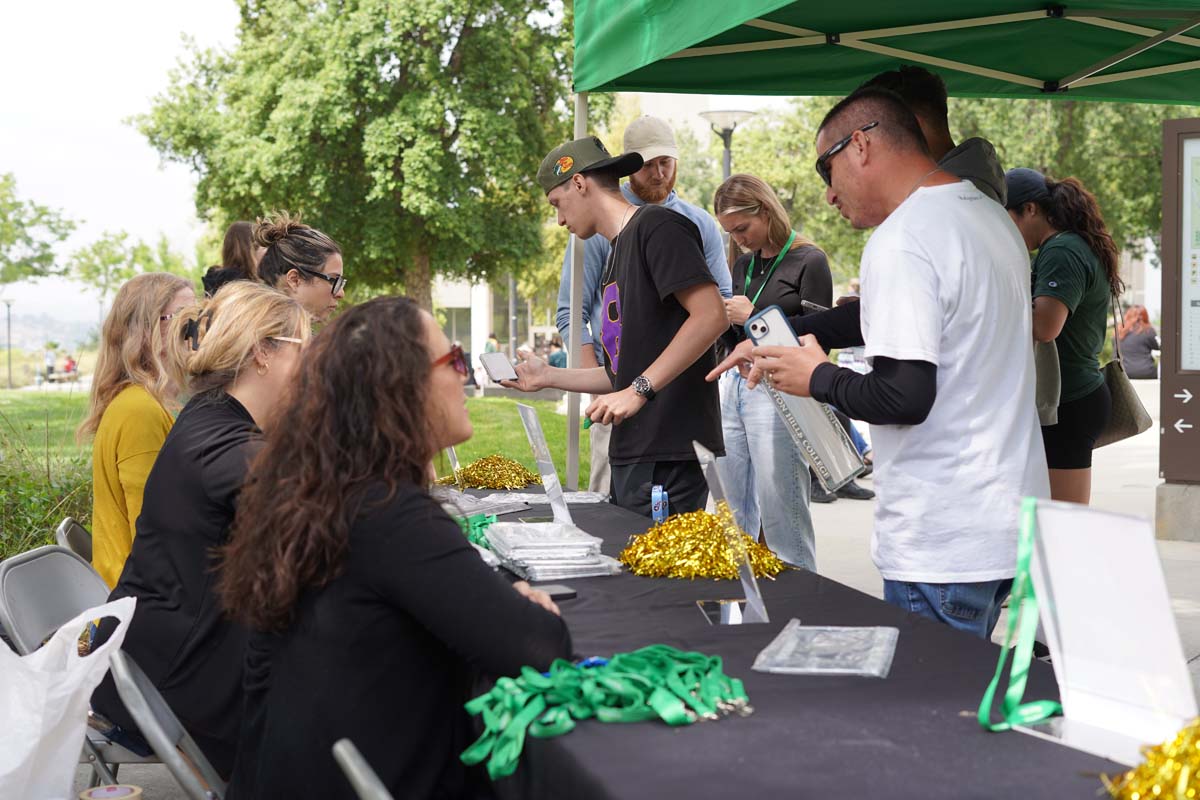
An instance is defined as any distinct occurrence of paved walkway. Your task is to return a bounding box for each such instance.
[75,381,1194,796]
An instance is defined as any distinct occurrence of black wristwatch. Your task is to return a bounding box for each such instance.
[632,375,656,400]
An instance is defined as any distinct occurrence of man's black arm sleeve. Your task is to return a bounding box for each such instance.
[786,301,864,350]
[808,357,937,425]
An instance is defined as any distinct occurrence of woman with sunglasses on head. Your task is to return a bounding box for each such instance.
[79,272,195,588]
[90,281,310,777]
[220,297,570,799]
[254,211,346,322]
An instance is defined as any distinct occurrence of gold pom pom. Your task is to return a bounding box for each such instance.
[619,500,788,580]
[435,454,541,490]
[1104,718,1200,799]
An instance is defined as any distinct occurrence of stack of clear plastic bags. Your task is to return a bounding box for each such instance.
[751,618,899,679]
[485,522,622,581]
[486,491,610,505]
[431,485,531,518]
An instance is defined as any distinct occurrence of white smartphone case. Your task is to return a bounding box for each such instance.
[744,306,865,492]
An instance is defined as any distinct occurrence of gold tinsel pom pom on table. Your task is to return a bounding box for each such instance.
[435,454,541,490]
[619,503,787,580]
[1104,719,1200,799]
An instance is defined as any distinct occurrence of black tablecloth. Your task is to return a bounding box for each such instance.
[486,500,1123,799]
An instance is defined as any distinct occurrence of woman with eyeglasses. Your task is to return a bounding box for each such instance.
[90,281,310,778]
[254,211,346,322]
[78,272,195,587]
[219,297,571,799]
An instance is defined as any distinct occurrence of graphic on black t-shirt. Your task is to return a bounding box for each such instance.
[601,281,622,371]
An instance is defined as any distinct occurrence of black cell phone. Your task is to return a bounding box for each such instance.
[801,299,830,313]
[518,516,555,524]
[532,584,577,600]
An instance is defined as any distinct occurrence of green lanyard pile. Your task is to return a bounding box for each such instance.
[977,497,1062,731]
[743,230,796,306]
[456,513,496,550]
[461,644,752,780]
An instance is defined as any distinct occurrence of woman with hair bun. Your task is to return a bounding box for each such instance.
[254,211,346,322]
[1005,168,1122,504]
[79,272,195,587]
[89,281,311,777]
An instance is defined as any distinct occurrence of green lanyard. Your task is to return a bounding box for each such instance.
[461,644,751,780]
[743,230,796,305]
[977,497,1062,731]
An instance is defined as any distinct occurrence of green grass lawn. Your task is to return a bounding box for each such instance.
[0,389,591,559]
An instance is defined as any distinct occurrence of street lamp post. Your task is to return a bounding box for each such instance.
[2,299,13,390]
[700,110,756,265]
[699,109,756,181]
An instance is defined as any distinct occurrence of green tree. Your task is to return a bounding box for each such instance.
[70,232,142,326]
[0,173,75,286]
[136,0,575,310]
[134,233,198,283]
[950,98,1200,257]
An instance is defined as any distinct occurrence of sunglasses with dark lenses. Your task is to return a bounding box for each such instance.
[295,266,347,296]
[814,121,879,187]
[432,343,469,377]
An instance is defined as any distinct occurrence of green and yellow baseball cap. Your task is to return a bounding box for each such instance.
[537,136,643,194]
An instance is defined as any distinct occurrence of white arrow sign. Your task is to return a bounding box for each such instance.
[1174,419,1193,434]
[1175,389,1194,404]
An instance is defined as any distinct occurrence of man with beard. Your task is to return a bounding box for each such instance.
[555,116,731,495]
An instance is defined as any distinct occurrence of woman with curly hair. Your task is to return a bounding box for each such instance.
[1005,168,1123,504]
[221,296,571,798]
[79,272,194,587]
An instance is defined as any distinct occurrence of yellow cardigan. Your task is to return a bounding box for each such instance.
[91,385,173,588]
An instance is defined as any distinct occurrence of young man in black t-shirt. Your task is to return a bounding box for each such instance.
[504,136,727,516]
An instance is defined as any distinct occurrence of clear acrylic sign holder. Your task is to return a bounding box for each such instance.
[517,404,573,525]
[693,440,769,625]
[1016,500,1198,765]
[446,445,463,489]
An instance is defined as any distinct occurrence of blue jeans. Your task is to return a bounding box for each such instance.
[716,372,815,571]
[848,420,870,457]
[883,579,1013,639]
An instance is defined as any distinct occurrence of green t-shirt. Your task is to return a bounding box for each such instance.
[1032,231,1109,403]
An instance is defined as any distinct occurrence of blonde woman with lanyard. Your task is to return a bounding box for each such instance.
[714,174,832,570]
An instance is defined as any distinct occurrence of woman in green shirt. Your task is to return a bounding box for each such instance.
[1004,169,1123,505]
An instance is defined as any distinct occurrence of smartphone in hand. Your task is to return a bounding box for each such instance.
[480,351,518,382]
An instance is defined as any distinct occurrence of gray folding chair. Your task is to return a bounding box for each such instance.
[0,544,157,785]
[332,739,396,800]
[55,516,93,563]
[108,650,225,800]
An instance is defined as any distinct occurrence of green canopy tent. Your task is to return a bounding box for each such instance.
[560,1,1200,487]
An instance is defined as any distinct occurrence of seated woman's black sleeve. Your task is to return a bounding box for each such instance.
[786,301,864,351]
[807,357,937,425]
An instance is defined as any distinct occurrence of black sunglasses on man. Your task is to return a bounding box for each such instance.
[814,121,879,187]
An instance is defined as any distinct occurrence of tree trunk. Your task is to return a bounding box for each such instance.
[408,248,433,311]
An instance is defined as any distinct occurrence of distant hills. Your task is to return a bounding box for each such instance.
[2,311,98,353]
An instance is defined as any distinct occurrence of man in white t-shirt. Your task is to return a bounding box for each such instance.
[709,88,1049,639]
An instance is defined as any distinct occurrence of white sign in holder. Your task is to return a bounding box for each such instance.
[1016,500,1198,765]
[517,403,573,525]
[694,440,769,625]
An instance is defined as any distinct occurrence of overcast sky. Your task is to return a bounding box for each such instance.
[0,2,781,331]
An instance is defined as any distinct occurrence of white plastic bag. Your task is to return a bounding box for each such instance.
[0,596,136,799]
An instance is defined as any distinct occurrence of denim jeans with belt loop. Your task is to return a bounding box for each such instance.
[716,371,815,571]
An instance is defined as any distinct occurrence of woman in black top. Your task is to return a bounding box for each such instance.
[90,281,311,776]
[1120,304,1159,379]
[712,174,834,571]
[220,297,571,799]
